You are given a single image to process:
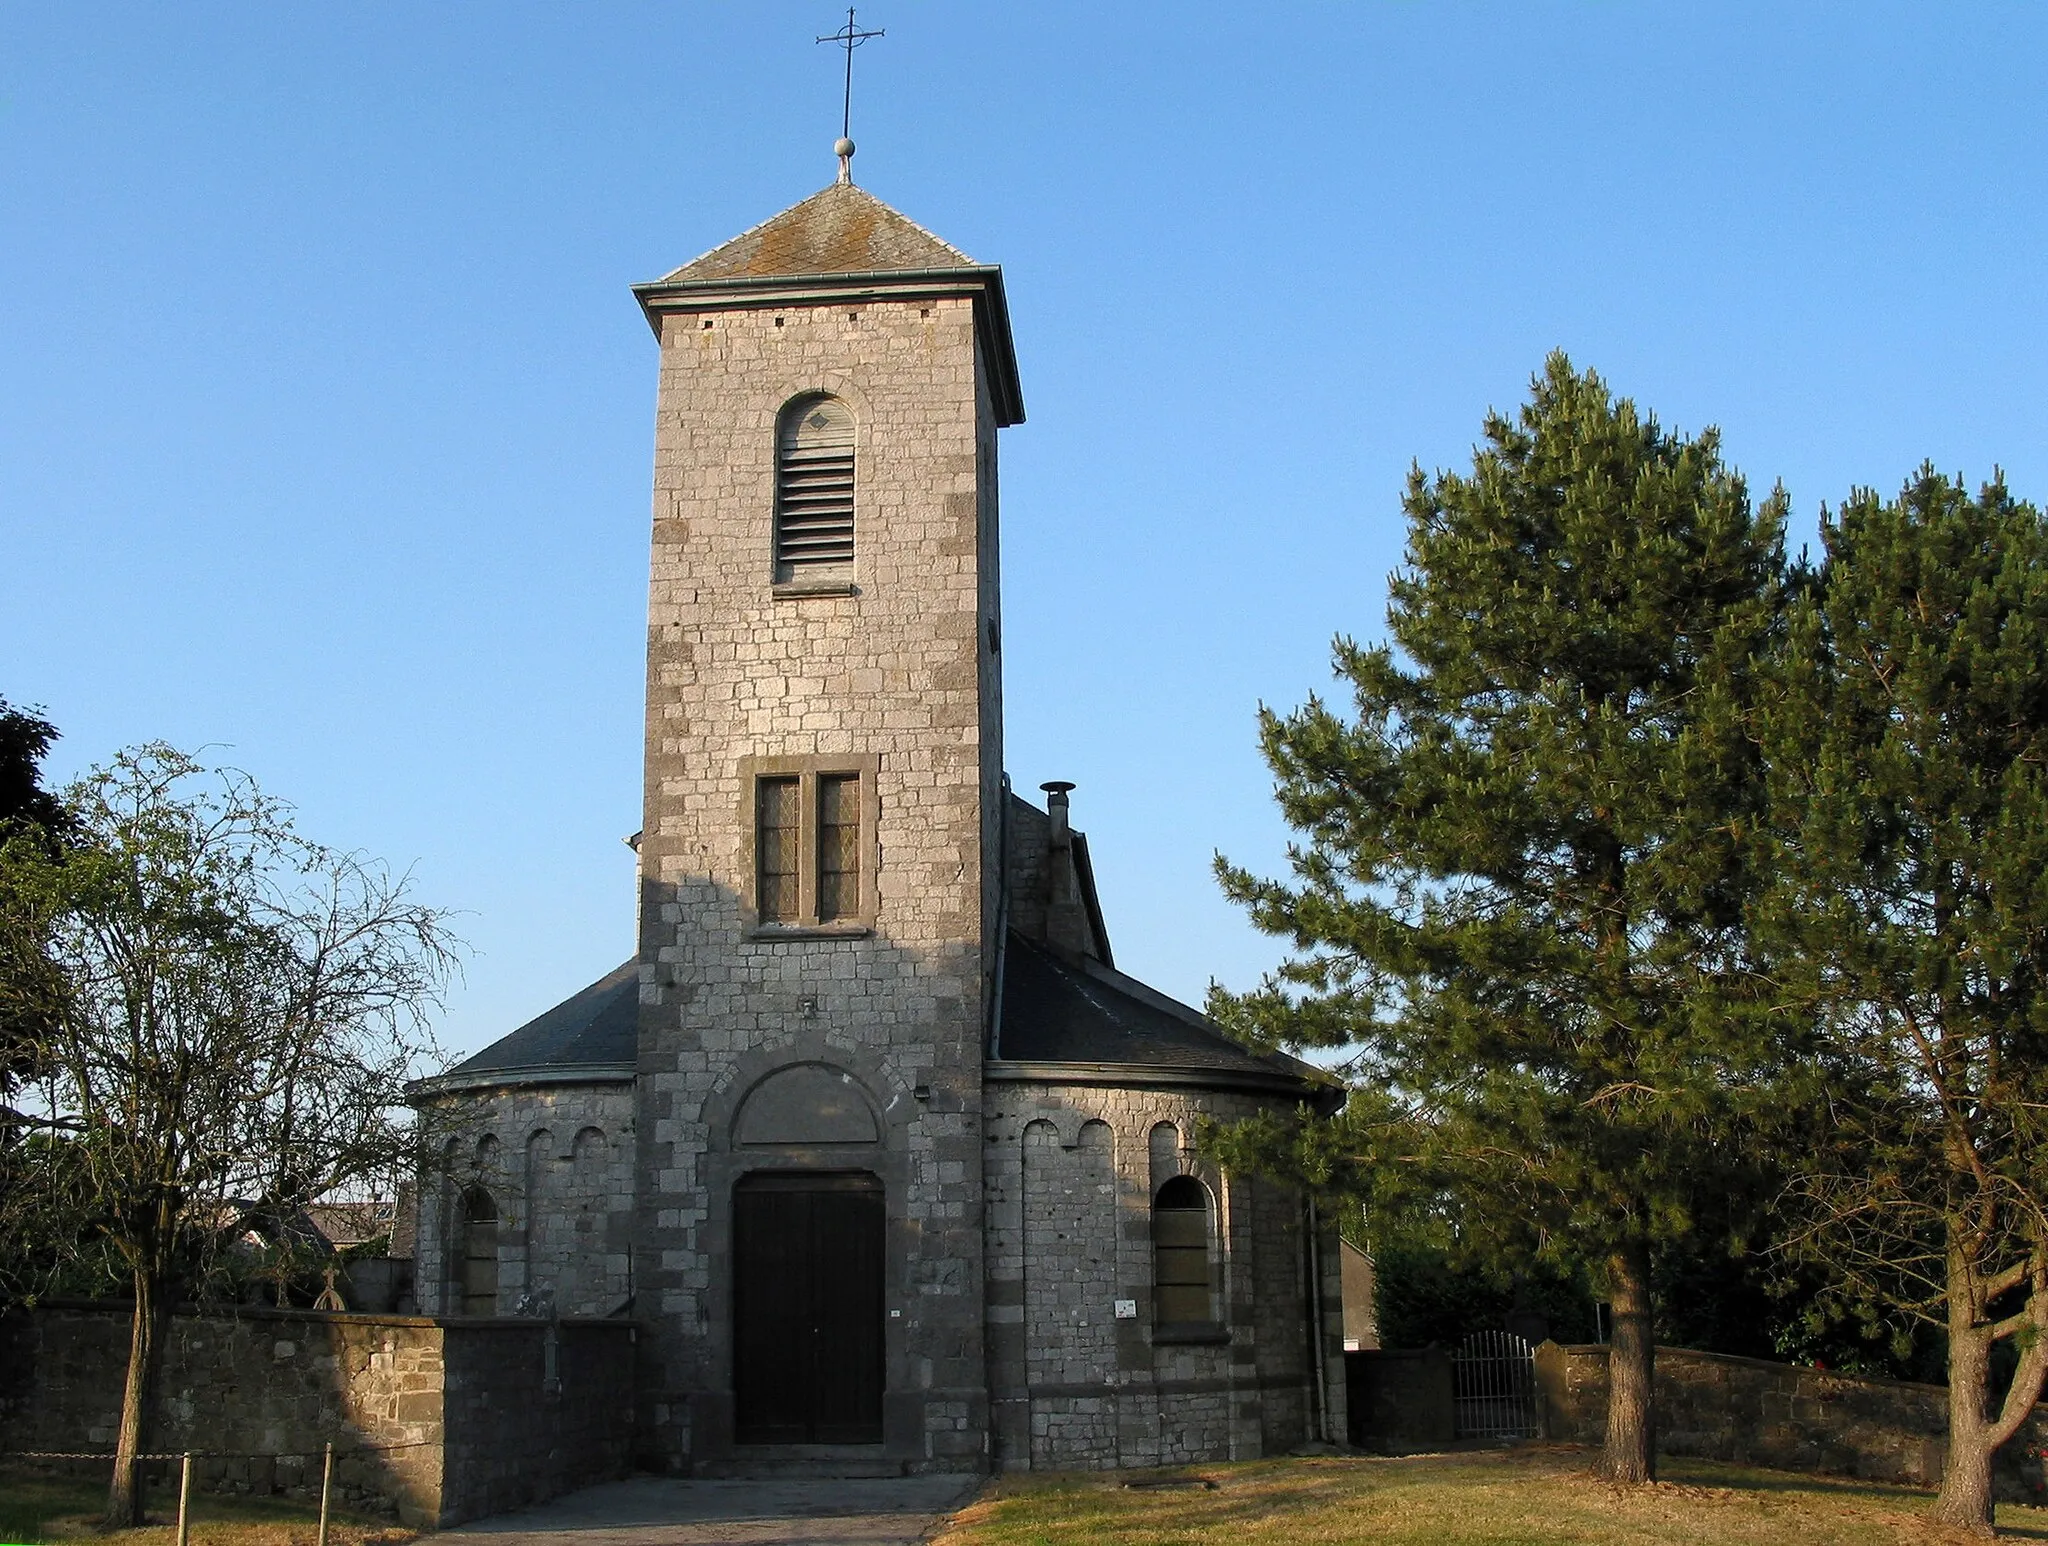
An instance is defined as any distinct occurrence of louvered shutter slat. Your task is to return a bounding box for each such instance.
[775,400,856,574]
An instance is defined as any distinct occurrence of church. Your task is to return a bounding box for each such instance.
[410,147,1349,1476]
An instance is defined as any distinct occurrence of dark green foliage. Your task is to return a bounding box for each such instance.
[1763,1271,1946,1383]
[1368,1232,1597,1351]
[1214,352,1788,1266]
[1357,1208,1939,1376]
[1212,355,1792,1477]
[1757,469,2048,1525]
[1761,469,2048,1325]
[0,697,67,1099]
[0,697,66,840]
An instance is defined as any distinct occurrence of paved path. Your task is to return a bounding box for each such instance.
[436,1475,982,1546]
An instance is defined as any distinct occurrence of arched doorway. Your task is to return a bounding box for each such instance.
[732,1170,884,1444]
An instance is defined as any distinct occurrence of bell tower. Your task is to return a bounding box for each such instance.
[627,169,1024,1471]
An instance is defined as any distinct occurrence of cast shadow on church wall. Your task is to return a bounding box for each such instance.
[983,1086,1342,1469]
[413,1088,636,1321]
[628,865,992,1468]
[685,1038,916,1455]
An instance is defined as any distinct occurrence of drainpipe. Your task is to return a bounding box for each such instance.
[987,775,1011,1058]
[1305,1194,1330,1444]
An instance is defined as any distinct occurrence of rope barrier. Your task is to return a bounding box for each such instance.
[3,1442,436,1461]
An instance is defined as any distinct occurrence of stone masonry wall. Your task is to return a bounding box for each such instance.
[635,289,1000,1469]
[414,1080,636,1318]
[0,1302,634,1527]
[983,1080,1348,1470]
[438,1319,637,1524]
[1022,1117,1118,1466]
[1537,1342,2048,1504]
[1,1302,446,1523]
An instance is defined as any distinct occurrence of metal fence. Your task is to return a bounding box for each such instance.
[1450,1329,1538,1440]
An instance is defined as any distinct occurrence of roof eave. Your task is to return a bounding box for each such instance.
[407,1061,638,1102]
[630,266,1025,427]
[984,1057,1326,1100]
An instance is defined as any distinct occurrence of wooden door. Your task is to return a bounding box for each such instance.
[732,1171,885,1444]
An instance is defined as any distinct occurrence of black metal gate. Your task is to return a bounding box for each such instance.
[732,1171,885,1444]
[1451,1329,1538,1440]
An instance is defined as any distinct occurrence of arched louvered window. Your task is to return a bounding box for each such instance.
[458,1186,499,1316]
[1153,1175,1216,1325]
[775,395,856,581]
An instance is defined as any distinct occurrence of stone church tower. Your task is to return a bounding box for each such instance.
[626,177,1020,1469]
[412,162,1346,1479]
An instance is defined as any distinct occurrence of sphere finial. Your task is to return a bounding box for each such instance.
[817,10,882,185]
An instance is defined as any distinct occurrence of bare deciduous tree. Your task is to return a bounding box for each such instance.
[0,746,457,1527]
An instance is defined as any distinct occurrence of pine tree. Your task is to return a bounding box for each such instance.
[1760,470,2048,1533]
[1214,354,1787,1482]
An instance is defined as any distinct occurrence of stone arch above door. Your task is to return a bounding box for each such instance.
[733,1062,881,1147]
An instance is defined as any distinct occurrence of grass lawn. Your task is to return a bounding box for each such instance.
[0,1466,415,1546]
[933,1445,2048,1545]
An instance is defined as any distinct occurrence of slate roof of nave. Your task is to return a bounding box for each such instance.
[656,182,981,283]
[430,936,1321,1098]
[441,959,638,1081]
[993,930,1329,1094]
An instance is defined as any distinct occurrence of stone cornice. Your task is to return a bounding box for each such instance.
[983,1057,1327,1102]
[406,1062,637,1103]
[630,265,1025,428]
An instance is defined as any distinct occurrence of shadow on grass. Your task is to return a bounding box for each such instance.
[953,1448,2048,1545]
[1637,1453,2048,1541]
[0,1463,414,1546]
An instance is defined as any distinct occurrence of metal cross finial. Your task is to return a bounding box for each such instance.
[817,7,884,183]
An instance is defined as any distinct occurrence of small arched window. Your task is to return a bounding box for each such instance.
[1152,1175,1216,1325]
[775,395,856,582]
[459,1186,499,1316]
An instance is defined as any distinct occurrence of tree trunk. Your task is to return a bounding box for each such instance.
[1931,1313,1996,1536]
[1601,1238,1656,1483]
[104,1269,164,1529]
[1927,1240,2048,1537]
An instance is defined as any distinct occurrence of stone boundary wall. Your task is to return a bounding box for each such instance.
[1537,1342,2048,1503]
[0,1301,634,1527]
[439,1319,636,1524]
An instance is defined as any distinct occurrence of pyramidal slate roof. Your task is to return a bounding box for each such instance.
[993,932,1335,1099]
[420,960,639,1094]
[657,182,979,283]
[633,180,1025,427]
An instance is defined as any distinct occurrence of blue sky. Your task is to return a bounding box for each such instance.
[4,4,2043,1060]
